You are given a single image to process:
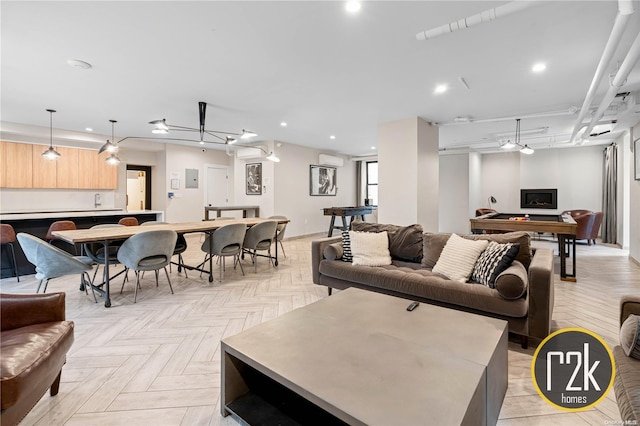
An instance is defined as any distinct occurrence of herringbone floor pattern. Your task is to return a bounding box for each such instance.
[1,233,639,425]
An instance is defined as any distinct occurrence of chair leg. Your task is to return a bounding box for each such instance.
[164,267,174,294]
[83,272,97,303]
[50,370,62,396]
[180,254,188,278]
[254,249,258,273]
[134,271,140,303]
[120,267,129,294]
[7,243,19,282]
[43,278,50,293]
[219,256,224,282]
[37,279,45,293]
[278,240,286,259]
[155,269,159,287]
[237,254,245,276]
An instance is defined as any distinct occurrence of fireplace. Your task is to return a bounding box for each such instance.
[520,189,557,209]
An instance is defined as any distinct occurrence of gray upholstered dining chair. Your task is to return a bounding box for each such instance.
[117,229,177,303]
[141,221,188,277]
[17,233,96,301]
[199,222,246,282]
[243,220,278,273]
[268,215,288,259]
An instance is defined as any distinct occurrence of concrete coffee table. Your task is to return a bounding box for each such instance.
[221,288,508,425]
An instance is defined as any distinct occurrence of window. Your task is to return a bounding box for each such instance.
[366,161,378,206]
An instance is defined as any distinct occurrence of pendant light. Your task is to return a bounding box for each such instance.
[102,119,121,165]
[41,109,61,160]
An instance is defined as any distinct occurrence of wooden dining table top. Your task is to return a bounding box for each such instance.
[52,217,290,244]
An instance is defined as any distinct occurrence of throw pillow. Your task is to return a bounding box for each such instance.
[432,234,489,283]
[323,242,344,261]
[620,314,640,359]
[494,261,528,300]
[349,230,392,266]
[351,222,424,262]
[341,230,353,262]
[471,242,520,287]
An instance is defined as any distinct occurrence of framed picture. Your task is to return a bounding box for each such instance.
[246,163,262,195]
[310,165,337,196]
[635,138,640,181]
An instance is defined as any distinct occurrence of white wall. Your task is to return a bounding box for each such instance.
[439,154,470,233]
[630,124,640,264]
[233,141,275,219]
[163,144,232,222]
[274,142,355,237]
[481,152,521,212]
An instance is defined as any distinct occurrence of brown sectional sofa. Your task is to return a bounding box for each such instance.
[312,222,555,347]
[614,295,640,422]
[0,292,74,426]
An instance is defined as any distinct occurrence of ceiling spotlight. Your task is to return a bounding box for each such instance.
[330,135,336,140]
[280,122,288,127]
[99,120,120,155]
[520,145,534,155]
[371,146,376,150]
[500,140,515,149]
[345,1,361,13]
[532,62,546,73]
[241,129,257,139]
[67,59,92,69]
[266,152,281,162]
[85,127,93,132]
[226,136,238,144]
[434,84,448,94]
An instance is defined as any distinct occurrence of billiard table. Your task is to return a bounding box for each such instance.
[470,212,577,282]
[323,206,374,237]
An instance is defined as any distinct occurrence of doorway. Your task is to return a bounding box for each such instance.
[205,165,229,207]
[126,165,152,210]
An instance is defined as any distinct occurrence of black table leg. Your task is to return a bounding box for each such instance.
[103,239,111,307]
[328,215,337,237]
[559,234,577,282]
[341,215,348,231]
[208,230,214,282]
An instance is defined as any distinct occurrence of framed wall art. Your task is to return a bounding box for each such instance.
[246,163,262,195]
[310,165,337,196]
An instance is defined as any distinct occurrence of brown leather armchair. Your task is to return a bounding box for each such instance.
[475,208,497,217]
[1,293,74,426]
[561,210,603,245]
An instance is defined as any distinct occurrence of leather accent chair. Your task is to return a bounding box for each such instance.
[475,208,497,217]
[0,224,20,282]
[561,210,603,245]
[45,220,78,253]
[0,292,74,426]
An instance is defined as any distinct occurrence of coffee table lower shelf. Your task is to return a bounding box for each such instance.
[224,357,348,426]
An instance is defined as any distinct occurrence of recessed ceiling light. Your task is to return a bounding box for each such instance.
[280,122,287,127]
[67,59,92,69]
[85,127,93,132]
[532,62,546,73]
[371,146,376,150]
[330,135,336,140]
[434,84,448,94]
[345,1,361,13]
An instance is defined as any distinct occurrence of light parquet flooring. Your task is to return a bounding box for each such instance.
[1,233,639,425]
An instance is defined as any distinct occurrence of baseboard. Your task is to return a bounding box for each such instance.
[630,255,640,267]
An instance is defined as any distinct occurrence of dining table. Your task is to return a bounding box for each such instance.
[53,218,290,307]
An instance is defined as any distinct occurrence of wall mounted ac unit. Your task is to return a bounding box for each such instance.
[236,147,267,161]
[319,154,344,167]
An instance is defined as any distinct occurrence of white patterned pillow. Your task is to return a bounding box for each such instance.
[341,230,353,262]
[349,231,392,266]
[432,234,489,283]
[471,241,520,287]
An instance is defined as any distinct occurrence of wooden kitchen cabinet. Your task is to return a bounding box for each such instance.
[2,142,33,188]
[56,146,79,188]
[32,144,57,188]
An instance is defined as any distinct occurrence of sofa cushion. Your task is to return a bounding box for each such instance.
[422,231,532,269]
[323,242,344,261]
[471,242,520,287]
[341,231,353,262]
[494,261,528,300]
[349,231,392,266]
[318,260,528,318]
[433,234,489,283]
[621,314,640,359]
[613,345,640,421]
[351,222,423,262]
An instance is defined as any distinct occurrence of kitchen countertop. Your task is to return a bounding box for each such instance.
[0,209,164,221]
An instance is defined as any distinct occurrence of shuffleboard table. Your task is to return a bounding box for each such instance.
[323,206,374,237]
[470,212,578,282]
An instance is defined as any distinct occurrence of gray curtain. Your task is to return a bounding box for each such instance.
[601,144,617,244]
[355,161,362,206]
